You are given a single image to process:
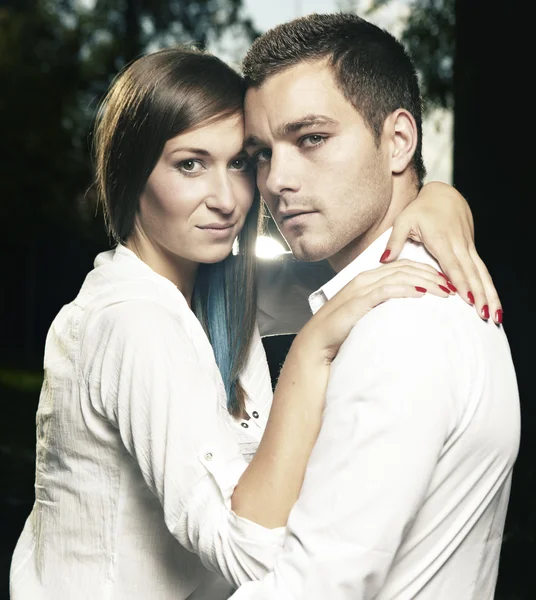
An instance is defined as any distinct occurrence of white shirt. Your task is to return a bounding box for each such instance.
[11,244,328,600]
[232,229,520,600]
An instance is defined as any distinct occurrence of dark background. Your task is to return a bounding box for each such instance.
[0,1,532,598]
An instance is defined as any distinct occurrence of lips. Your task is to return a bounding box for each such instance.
[198,222,235,230]
[279,210,316,225]
[281,209,313,218]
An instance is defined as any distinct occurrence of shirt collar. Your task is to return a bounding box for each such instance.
[88,243,182,305]
[308,228,394,314]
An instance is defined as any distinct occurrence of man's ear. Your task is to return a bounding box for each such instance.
[384,109,418,174]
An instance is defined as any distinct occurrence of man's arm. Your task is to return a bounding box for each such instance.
[231,297,461,599]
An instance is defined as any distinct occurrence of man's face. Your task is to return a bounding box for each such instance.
[244,60,394,269]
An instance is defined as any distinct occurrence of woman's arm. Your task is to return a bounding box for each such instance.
[232,260,451,528]
[256,182,502,337]
[79,263,449,585]
[382,181,502,323]
[82,299,286,586]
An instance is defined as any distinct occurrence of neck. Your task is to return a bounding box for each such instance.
[125,231,198,306]
[328,178,419,273]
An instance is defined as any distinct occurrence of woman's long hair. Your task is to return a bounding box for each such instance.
[93,47,259,417]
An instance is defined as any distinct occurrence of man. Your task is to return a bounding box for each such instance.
[233,13,520,600]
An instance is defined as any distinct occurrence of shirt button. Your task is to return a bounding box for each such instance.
[241,422,249,428]
[252,411,259,418]
[204,452,213,461]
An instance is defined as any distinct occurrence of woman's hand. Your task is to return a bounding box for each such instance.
[234,260,449,529]
[234,259,449,529]
[381,181,502,324]
[297,259,450,364]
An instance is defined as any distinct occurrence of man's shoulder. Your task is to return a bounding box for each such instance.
[352,293,466,335]
[337,293,486,368]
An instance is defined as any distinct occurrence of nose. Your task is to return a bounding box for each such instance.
[205,171,237,215]
[263,150,301,198]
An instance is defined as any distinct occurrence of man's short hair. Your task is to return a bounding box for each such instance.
[242,12,426,186]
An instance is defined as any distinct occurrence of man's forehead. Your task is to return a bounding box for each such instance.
[244,70,348,141]
[247,62,335,102]
[247,74,326,115]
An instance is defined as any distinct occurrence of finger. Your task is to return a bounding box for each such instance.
[326,259,455,320]
[470,248,503,324]
[379,217,412,263]
[331,262,453,313]
[364,283,429,308]
[426,238,480,308]
[338,272,449,305]
[379,267,453,294]
[330,283,428,338]
[447,243,490,320]
[363,259,444,282]
[365,272,451,298]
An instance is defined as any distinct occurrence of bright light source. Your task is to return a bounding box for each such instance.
[255,236,287,259]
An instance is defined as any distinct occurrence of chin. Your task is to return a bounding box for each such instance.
[288,240,332,263]
[198,249,234,265]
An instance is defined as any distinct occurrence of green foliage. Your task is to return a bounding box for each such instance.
[0,0,257,240]
[367,0,455,113]
[0,367,43,392]
[0,3,89,237]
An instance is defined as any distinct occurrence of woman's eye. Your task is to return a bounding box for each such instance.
[230,158,250,171]
[178,160,202,174]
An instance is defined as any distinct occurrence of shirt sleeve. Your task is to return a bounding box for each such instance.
[80,299,285,587]
[231,298,460,600]
[256,254,334,337]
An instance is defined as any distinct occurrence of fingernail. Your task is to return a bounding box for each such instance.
[380,249,391,263]
[467,291,475,304]
[481,305,490,319]
[495,309,503,324]
[438,285,451,294]
[437,272,456,292]
[415,286,427,293]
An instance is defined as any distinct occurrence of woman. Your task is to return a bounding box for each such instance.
[10,47,501,599]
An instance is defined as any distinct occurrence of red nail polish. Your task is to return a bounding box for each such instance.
[467,291,475,304]
[447,282,457,292]
[438,271,448,280]
[438,284,451,294]
[380,249,391,263]
[495,309,503,324]
[415,286,427,293]
[481,305,490,319]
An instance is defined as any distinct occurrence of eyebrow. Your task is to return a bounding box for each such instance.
[168,147,249,158]
[244,114,339,149]
[168,147,211,157]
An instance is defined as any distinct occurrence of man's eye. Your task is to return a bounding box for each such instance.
[255,149,272,164]
[301,134,325,147]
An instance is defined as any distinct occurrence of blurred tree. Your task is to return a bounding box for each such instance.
[367,0,455,113]
[0,1,88,238]
[0,0,258,240]
[0,0,258,362]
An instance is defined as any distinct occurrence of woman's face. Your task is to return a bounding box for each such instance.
[136,113,254,266]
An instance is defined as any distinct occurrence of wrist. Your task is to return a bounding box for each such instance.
[289,327,333,367]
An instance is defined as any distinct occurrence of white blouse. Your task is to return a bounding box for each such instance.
[10,245,331,600]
